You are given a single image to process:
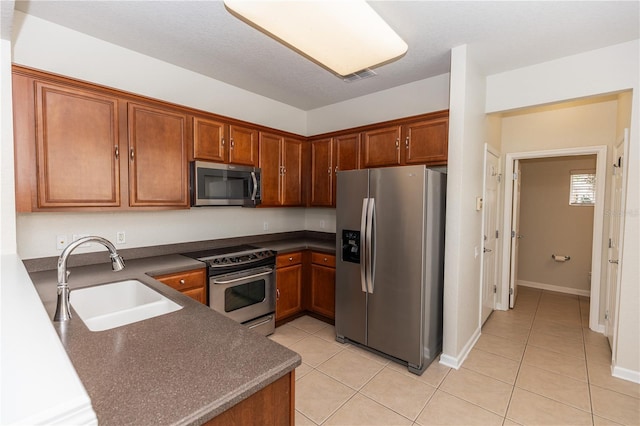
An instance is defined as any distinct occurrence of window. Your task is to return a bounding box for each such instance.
[570,170,596,206]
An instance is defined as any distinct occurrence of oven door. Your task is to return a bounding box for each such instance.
[209,266,275,324]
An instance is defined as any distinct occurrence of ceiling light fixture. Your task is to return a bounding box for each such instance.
[223,0,408,77]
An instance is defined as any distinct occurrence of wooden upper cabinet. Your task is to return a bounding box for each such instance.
[128,103,189,207]
[334,133,360,173]
[259,132,303,207]
[403,117,449,165]
[259,132,282,206]
[34,81,121,208]
[310,133,360,207]
[192,117,226,163]
[229,124,259,166]
[281,138,303,206]
[310,138,333,207]
[361,125,402,168]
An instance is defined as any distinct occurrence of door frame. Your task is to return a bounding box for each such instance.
[500,145,607,332]
[480,143,501,324]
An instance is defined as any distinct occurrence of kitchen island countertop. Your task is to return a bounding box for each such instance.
[30,254,301,425]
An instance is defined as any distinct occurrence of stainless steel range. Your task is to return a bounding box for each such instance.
[183,245,276,336]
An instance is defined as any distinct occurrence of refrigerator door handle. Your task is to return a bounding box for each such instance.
[360,198,369,293]
[366,197,375,294]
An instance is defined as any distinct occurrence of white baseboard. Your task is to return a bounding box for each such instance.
[439,327,481,370]
[612,364,640,384]
[518,280,591,297]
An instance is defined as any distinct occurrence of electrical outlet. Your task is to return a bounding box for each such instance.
[56,235,68,250]
[263,221,269,231]
[116,231,126,244]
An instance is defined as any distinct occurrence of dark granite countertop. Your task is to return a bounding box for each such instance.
[30,254,301,425]
[259,237,335,255]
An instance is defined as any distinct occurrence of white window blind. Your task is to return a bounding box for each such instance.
[570,170,596,206]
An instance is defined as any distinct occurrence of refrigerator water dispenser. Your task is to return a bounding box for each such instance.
[341,230,361,263]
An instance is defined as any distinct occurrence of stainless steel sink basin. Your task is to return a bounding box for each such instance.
[70,280,182,331]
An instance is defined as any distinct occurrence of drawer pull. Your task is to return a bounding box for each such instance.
[289,257,293,261]
[179,279,185,285]
[324,257,328,262]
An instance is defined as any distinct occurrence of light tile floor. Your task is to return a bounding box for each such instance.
[269,287,640,425]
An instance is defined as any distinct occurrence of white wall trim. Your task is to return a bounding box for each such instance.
[612,364,640,384]
[439,326,481,370]
[518,280,591,297]
[501,146,607,332]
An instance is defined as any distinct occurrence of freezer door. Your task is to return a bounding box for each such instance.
[335,169,369,345]
[366,166,426,367]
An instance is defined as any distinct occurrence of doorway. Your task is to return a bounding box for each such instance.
[501,146,607,331]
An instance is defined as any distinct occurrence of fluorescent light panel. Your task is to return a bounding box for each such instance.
[224,0,408,76]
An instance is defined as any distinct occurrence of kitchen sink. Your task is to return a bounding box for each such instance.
[70,280,182,331]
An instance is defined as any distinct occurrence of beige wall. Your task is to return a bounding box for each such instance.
[518,156,597,294]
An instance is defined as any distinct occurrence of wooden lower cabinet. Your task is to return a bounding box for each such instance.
[275,251,336,323]
[275,252,303,321]
[204,371,294,426]
[153,268,207,304]
[310,252,336,320]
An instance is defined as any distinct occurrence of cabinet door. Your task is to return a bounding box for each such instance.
[310,253,336,319]
[310,263,336,320]
[333,133,360,206]
[259,132,283,206]
[276,264,303,321]
[281,138,303,206]
[193,117,226,162]
[361,126,402,168]
[34,81,121,207]
[229,124,259,166]
[310,138,333,207]
[403,118,449,165]
[128,103,189,207]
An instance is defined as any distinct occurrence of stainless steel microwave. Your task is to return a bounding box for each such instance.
[191,161,261,207]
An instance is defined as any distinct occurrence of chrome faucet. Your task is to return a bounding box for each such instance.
[54,236,126,322]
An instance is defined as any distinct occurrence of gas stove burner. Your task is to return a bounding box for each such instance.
[182,245,275,272]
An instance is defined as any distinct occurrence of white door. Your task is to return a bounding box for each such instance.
[606,129,629,348]
[509,160,522,309]
[482,148,500,323]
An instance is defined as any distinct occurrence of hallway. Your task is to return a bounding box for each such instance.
[270,287,640,425]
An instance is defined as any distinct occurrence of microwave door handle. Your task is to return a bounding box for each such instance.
[250,172,258,201]
[212,268,273,285]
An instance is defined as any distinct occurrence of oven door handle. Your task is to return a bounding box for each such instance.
[212,269,273,285]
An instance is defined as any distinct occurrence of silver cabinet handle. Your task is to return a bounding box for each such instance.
[114,146,119,159]
[405,136,409,148]
[328,167,331,175]
[395,138,399,149]
[230,138,234,149]
[323,257,328,262]
[288,256,293,261]
[130,148,135,161]
[179,279,185,285]
[334,166,338,174]
[276,288,280,300]
[221,137,225,146]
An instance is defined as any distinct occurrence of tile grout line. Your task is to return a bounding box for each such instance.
[502,289,542,424]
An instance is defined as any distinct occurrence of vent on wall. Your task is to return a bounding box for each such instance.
[343,68,377,83]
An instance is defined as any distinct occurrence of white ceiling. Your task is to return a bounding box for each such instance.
[13,1,640,111]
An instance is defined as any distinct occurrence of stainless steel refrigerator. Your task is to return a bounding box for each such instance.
[335,165,446,375]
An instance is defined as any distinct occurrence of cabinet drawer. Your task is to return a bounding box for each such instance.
[276,252,303,268]
[155,268,206,291]
[311,252,336,267]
